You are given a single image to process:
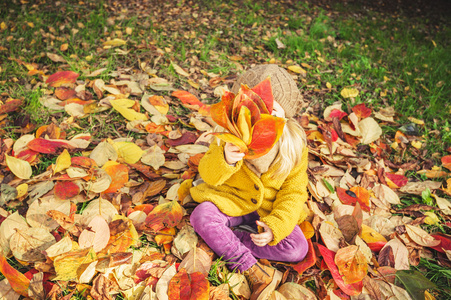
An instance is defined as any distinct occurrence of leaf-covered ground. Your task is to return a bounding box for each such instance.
[0,0,450,299]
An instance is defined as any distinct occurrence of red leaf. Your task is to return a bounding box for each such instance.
[27,138,73,154]
[442,155,451,171]
[367,241,387,253]
[249,77,274,113]
[54,181,80,199]
[46,71,79,87]
[239,84,270,114]
[352,103,372,119]
[429,233,451,253]
[336,187,370,212]
[0,99,23,114]
[15,149,39,163]
[317,244,363,296]
[329,109,348,120]
[172,91,206,109]
[292,239,316,275]
[385,173,408,188]
[0,254,30,296]
[144,200,183,233]
[247,114,285,159]
[168,268,191,300]
[167,131,198,147]
[133,204,155,215]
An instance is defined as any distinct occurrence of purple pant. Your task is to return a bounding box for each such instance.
[190,201,308,272]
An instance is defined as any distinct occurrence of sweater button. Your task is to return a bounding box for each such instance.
[251,198,257,204]
[254,184,259,190]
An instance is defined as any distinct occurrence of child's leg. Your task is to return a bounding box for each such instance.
[233,225,308,263]
[190,201,259,272]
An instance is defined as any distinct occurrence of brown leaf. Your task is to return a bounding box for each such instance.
[179,247,212,276]
[90,274,116,300]
[336,215,359,243]
[378,245,395,268]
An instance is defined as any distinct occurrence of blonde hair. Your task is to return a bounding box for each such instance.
[272,118,307,179]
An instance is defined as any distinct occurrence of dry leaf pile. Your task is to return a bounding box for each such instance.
[0,67,450,300]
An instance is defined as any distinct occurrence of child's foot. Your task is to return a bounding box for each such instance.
[246,262,282,300]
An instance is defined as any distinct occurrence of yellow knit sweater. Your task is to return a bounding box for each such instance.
[190,142,309,246]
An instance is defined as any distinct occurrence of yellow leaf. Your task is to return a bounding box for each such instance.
[125,27,133,35]
[110,99,148,121]
[5,154,32,179]
[102,38,126,47]
[236,106,252,144]
[380,89,387,97]
[301,63,313,69]
[408,117,425,125]
[53,248,97,281]
[27,22,34,28]
[340,87,359,98]
[115,141,144,164]
[360,224,387,244]
[0,22,6,30]
[326,82,332,89]
[299,221,315,239]
[431,40,437,47]
[60,43,69,51]
[424,212,440,225]
[171,61,190,77]
[53,149,71,174]
[411,140,422,149]
[383,76,390,81]
[177,179,193,203]
[287,65,306,74]
[16,183,28,198]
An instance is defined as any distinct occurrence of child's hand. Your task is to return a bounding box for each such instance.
[250,221,274,247]
[224,142,245,165]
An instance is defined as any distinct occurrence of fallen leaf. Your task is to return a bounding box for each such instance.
[277,282,316,300]
[358,117,382,144]
[317,244,363,296]
[340,88,359,98]
[102,161,129,193]
[171,61,190,77]
[335,245,368,284]
[144,200,183,233]
[179,247,211,276]
[0,212,30,256]
[405,224,440,247]
[10,227,56,261]
[79,215,110,252]
[379,238,410,270]
[5,154,32,179]
[0,254,30,296]
[395,270,437,300]
[81,198,118,226]
[155,264,177,300]
[291,239,316,275]
[46,71,79,87]
[54,180,80,199]
[115,141,144,164]
[110,99,148,121]
[53,248,97,281]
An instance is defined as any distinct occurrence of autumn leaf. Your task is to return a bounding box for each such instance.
[53,248,97,281]
[442,155,451,171]
[292,239,316,275]
[54,181,80,199]
[352,103,372,119]
[172,90,206,110]
[385,173,408,188]
[405,225,440,247]
[102,161,129,193]
[335,245,368,284]
[144,200,183,233]
[46,71,79,87]
[0,254,30,296]
[317,244,363,296]
[340,87,359,98]
[5,154,32,179]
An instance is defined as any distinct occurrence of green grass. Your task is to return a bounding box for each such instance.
[414,258,451,299]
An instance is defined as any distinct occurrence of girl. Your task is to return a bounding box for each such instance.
[190,64,309,300]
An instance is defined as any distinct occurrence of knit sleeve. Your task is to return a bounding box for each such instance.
[260,147,309,245]
[197,140,244,186]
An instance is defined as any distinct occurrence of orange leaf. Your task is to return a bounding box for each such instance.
[71,156,98,169]
[299,221,315,239]
[102,162,129,193]
[210,101,230,130]
[0,254,30,296]
[172,90,206,110]
[144,200,183,233]
[292,239,316,275]
[148,95,169,115]
[168,268,191,300]
[317,244,363,296]
[247,115,285,159]
[54,181,80,199]
[238,84,269,114]
[189,272,210,300]
[352,103,372,119]
[349,186,371,212]
[155,227,176,246]
[46,71,79,87]
[54,87,77,100]
[442,155,451,171]
[335,245,368,284]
